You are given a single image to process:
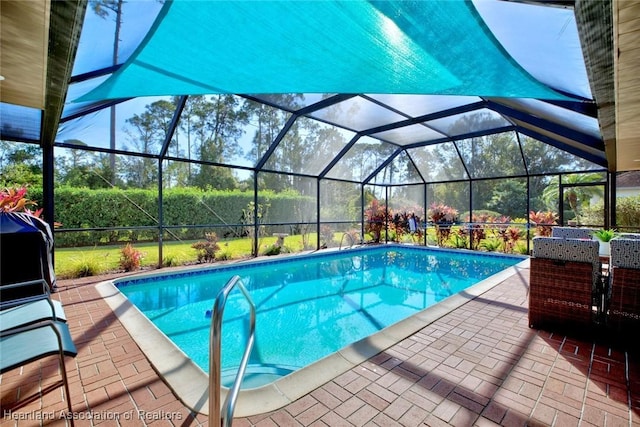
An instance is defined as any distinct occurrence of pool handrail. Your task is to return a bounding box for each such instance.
[339,232,356,250]
[210,275,256,427]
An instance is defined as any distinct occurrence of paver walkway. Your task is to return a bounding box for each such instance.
[1,262,639,426]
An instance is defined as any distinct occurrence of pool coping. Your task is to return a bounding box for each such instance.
[96,249,530,417]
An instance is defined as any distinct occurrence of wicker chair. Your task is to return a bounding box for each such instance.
[529,236,601,331]
[607,237,640,337]
[551,226,596,239]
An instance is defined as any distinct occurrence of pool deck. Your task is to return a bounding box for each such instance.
[2,257,639,426]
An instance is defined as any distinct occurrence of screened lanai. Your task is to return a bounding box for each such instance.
[1,0,638,262]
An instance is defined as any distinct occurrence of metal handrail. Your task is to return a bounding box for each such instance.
[210,275,256,427]
[339,232,355,250]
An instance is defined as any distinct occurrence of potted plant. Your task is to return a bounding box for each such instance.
[592,228,616,257]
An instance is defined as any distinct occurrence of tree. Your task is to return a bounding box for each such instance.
[486,179,527,219]
[122,100,176,188]
[0,141,42,187]
[541,173,604,224]
[244,95,301,165]
[189,95,247,189]
[55,146,117,189]
[90,0,125,184]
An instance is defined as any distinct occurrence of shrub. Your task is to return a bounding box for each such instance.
[364,199,388,243]
[263,244,282,256]
[120,243,143,272]
[263,244,291,256]
[529,210,558,236]
[191,232,220,263]
[162,254,180,267]
[216,249,233,261]
[617,195,640,230]
[66,256,104,278]
[428,203,458,223]
[450,231,468,249]
[320,225,335,247]
[514,241,529,255]
[480,238,502,252]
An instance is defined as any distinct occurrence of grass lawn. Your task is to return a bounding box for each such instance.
[54,227,530,279]
[54,234,315,279]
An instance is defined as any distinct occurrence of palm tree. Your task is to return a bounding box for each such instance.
[541,173,604,225]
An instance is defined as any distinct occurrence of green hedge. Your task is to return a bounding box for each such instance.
[36,187,314,247]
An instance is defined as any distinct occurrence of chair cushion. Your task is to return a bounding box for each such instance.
[533,236,600,286]
[533,236,599,262]
[611,238,640,269]
[0,298,67,330]
[0,321,77,374]
[551,227,596,240]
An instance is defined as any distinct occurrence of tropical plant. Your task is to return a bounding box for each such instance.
[191,232,221,263]
[529,210,558,237]
[501,226,523,253]
[428,203,458,223]
[467,214,489,250]
[119,243,144,272]
[480,238,502,252]
[0,186,42,217]
[541,173,604,224]
[364,199,388,243]
[450,231,468,249]
[428,203,458,246]
[72,261,103,277]
[592,228,616,242]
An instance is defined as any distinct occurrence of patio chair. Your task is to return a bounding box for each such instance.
[1,278,63,309]
[0,280,67,330]
[607,237,640,338]
[551,226,596,239]
[529,236,601,332]
[0,320,77,416]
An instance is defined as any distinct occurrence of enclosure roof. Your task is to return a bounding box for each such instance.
[77,1,567,101]
[0,0,625,177]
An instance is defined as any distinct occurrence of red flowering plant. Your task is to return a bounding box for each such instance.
[466,213,490,250]
[428,203,458,246]
[529,210,558,237]
[364,199,389,243]
[0,186,43,218]
[428,203,458,224]
[120,243,144,272]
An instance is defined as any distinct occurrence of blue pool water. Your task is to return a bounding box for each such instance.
[117,246,523,388]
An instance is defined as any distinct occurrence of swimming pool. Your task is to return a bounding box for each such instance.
[114,246,525,390]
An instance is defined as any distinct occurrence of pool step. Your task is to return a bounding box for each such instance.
[221,364,298,389]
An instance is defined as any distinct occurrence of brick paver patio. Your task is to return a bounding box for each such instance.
[1,262,639,426]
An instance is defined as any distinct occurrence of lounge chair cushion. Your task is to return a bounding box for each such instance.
[0,321,77,374]
[0,298,67,330]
